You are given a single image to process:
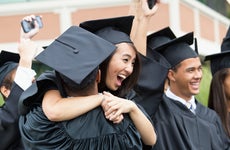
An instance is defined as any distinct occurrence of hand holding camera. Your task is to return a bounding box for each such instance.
[19,15,44,62]
[20,15,43,41]
[21,15,43,33]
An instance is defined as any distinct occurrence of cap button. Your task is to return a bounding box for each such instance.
[73,49,79,54]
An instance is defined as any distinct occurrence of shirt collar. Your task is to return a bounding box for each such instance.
[165,88,196,110]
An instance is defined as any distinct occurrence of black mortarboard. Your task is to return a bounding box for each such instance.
[79,16,134,44]
[155,32,197,68]
[35,26,116,85]
[147,27,176,51]
[221,26,230,52]
[204,50,230,75]
[0,50,20,85]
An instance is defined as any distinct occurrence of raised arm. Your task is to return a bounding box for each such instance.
[130,0,159,56]
[16,15,42,90]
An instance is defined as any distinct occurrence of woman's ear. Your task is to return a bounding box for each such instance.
[96,69,101,83]
[0,86,10,99]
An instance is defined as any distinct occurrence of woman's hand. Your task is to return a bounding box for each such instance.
[102,92,157,145]
[101,91,136,123]
[134,0,159,21]
[20,15,41,41]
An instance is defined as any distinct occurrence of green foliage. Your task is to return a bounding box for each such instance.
[0,94,4,106]
[32,61,52,78]
[195,60,212,106]
[198,0,230,18]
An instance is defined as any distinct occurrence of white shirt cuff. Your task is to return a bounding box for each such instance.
[14,66,36,90]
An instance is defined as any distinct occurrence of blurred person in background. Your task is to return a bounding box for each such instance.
[0,15,42,150]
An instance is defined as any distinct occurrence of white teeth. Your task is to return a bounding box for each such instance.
[191,82,200,89]
[191,83,198,85]
[118,74,126,80]
[191,80,200,85]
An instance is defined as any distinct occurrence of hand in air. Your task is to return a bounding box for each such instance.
[20,15,41,41]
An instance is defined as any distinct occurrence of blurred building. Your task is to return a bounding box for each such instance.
[0,0,229,55]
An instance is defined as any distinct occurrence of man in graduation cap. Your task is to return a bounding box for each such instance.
[205,50,230,138]
[19,24,156,149]
[151,32,230,149]
[0,15,41,150]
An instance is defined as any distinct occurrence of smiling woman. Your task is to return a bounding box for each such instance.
[98,44,139,97]
[102,42,137,92]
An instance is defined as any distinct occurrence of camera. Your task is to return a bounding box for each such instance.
[148,0,157,9]
[21,16,43,33]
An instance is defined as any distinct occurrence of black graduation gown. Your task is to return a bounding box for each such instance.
[152,94,230,150]
[134,51,169,117]
[0,83,24,150]
[18,71,149,150]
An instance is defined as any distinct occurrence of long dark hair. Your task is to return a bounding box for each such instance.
[208,68,230,137]
[98,43,140,98]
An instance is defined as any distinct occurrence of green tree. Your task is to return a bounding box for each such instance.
[198,0,230,18]
[195,59,212,106]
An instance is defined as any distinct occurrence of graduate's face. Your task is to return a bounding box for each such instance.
[0,85,11,99]
[169,57,202,100]
[0,70,16,100]
[105,43,136,91]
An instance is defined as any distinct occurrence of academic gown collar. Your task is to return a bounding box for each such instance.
[163,94,196,117]
[165,88,196,112]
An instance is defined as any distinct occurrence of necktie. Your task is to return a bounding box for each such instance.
[189,104,195,114]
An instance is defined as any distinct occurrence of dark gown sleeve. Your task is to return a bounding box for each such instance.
[134,53,169,117]
[0,83,24,150]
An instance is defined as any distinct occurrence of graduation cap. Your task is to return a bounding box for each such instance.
[155,32,197,68]
[35,26,116,85]
[204,50,230,76]
[147,27,176,51]
[0,50,20,85]
[221,26,230,52]
[79,16,134,44]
